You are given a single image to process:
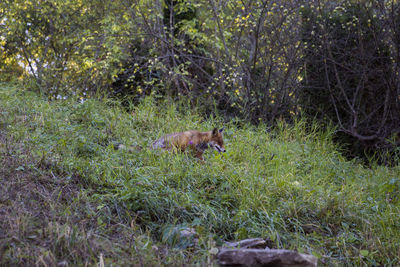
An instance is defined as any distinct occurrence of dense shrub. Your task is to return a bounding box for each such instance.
[300,1,400,161]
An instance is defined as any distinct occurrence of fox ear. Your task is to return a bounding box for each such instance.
[212,128,218,136]
[219,127,224,133]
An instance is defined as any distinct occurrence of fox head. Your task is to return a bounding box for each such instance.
[209,127,226,153]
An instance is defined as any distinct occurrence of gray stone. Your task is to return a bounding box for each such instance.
[218,248,317,267]
[179,227,197,239]
[223,238,268,249]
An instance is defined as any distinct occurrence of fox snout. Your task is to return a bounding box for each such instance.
[213,143,226,153]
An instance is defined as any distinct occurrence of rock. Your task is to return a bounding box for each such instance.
[223,238,268,249]
[179,227,199,248]
[218,248,317,267]
[179,227,197,239]
[162,226,198,248]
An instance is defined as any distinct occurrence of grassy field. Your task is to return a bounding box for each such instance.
[1,82,399,266]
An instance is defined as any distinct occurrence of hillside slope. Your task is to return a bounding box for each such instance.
[1,83,399,266]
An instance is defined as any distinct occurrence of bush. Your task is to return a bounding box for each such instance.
[300,1,400,161]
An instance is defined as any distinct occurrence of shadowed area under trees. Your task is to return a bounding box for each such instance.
[301,1,400,163]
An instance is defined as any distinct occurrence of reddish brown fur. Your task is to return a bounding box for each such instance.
[152,128,225,161]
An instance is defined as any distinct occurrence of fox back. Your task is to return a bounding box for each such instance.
[152,128,225,160]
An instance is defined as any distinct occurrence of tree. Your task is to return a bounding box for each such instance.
[301,1,400,160]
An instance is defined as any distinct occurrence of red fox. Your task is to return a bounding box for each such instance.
[152,128,226,161]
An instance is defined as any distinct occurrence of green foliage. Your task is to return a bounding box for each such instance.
[0,0,135,97]
[2,0,400,162]
[1,83,399,266]
[1,0,303,120]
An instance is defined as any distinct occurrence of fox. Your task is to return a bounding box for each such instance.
[152,127,226,161]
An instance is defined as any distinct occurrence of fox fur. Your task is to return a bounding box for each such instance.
[152,127,226,161]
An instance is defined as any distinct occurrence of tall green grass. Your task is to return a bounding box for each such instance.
[1,82,399,266]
